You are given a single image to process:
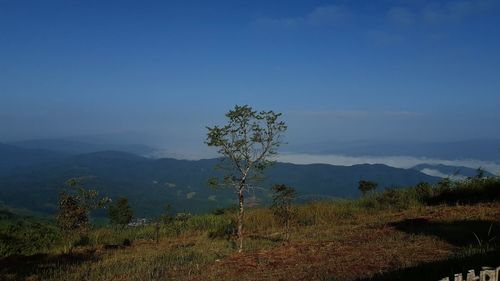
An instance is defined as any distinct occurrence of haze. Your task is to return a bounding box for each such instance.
[2,0,500,157]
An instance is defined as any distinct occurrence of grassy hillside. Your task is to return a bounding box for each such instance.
[1,177,499,281]
[0,206,60,257]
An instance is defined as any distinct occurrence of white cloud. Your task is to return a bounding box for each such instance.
[419,168,466,180]
[278,153,500,176]
[422,0,496,24]
[288,110,422,119]
[254,5,349,28]
[306,5,350,25]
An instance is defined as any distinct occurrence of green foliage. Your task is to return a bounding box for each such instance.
[426,176,500,205]
[437,177,452,190]
[160,204,174,224]
[205,104,287,188]
[0,208,60,256]
[359,176,500,210]
[358,180,378,196]
[57,178,110,251]
[271,184,296,242]
[0,150,439,218]
[57,192,88,234]
[65,178,111,212]
[1,175,500,281]
[208,218,236,240]
[57,178,109,234]
[472,223,498,252]
[414,182,433,202]
[108,197,134,226]
[374,188,416,210]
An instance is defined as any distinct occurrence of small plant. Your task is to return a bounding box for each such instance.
[472,223,497,252]
[374,188,413,210]
[415,182,433,203]
[208,218,237,240]
[161,204,175,225]
[108,197,134,227]
[57,178,110,252]
[271,184,297,243]
[437,177,452,190]
[358,180,377,196]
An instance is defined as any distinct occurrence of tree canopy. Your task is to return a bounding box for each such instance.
[108,197,134,226]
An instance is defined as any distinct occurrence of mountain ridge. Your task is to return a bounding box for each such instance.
[0,146,440,217]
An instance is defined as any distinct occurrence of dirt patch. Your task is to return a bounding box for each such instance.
[205,226,455,281]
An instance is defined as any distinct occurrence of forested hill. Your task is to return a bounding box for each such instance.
[0,144,439,217]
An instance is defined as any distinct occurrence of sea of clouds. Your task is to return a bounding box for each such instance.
[278,153,500,177]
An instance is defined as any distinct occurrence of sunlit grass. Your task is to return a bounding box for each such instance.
[1,177,499,280]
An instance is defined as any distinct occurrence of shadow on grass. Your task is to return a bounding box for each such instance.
[248,234,284,243]
[391,219,499,247]
[354,250,500,281]
[0,250,99,281]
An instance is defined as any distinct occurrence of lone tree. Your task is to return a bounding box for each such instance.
[271,184,296,243]
[57,177,110,251]
[206,105,287,252]
[108,197,134,226]
[358,180,377,196]
[57,192,88,235]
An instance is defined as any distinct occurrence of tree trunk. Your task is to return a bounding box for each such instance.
[284,204,291,243]
[285,219,290,243]
[155,222,160,244]
[237,183,245,253]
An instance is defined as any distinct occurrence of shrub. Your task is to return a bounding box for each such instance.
[414,182,433,203]
[271,184,297,242]
[0,210,61,256]
[361,188,418,211]
[208,218,237,240]
[426,177,500,205]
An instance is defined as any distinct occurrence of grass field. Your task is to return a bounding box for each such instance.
[1,179,500,281]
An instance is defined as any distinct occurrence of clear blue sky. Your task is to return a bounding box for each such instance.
[1,0,500,150]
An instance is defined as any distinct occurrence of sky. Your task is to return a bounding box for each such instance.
[1,0,500,154]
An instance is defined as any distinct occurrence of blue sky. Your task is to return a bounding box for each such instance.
[1,0,500,151]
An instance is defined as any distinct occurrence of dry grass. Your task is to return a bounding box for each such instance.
[1,202,499,281]
[201,202,500,281]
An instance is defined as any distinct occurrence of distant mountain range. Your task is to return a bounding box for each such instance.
[0,143,440,217]
[286,139,500,161]
[8,139,157,157]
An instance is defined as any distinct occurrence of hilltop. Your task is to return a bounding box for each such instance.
[1,176,499,281]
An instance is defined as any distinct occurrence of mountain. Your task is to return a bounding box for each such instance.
[412,164,495,180]
[9,139,156,157]
[0,143,68,174]
[0,145,439,217]
[286,139,500,161]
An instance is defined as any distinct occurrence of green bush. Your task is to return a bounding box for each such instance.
[208,218,236,240]
[0,210,61,256]
[360,188,419,211]
[426,177,500,205]
[414,182,434,203]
